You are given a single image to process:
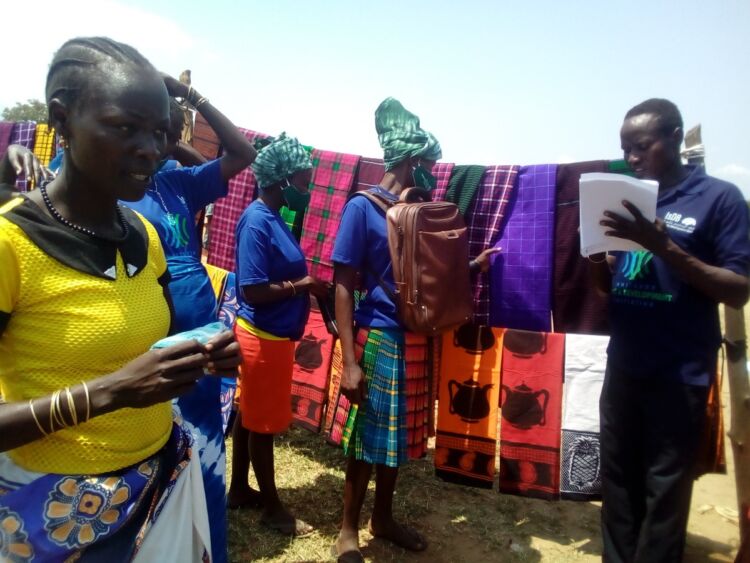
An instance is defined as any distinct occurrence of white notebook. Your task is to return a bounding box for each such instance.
[578,173,658,257]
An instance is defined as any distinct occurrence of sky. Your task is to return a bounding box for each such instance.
[3,0,750,195]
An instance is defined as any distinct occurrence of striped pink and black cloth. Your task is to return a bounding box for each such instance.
[430,162,455,202]
[466,165,519,325]
[206,128,266,271]
[10,122,37,192]
[301,149,360,283]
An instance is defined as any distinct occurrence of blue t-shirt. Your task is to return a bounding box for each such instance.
[235,200,310,340]
[123,159,228,333]
[331,187,401,329]
[607,166,750,386]
[124,159,227,259]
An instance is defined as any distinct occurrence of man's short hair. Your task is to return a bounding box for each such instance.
[624,98,683,136]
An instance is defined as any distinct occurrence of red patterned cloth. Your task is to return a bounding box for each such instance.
[192,113,221,160]
[405,334,430,459]
[499,330,564,500]
[299,150,360,283]
[206,128,266,271]
[291,306,335,433]
[430,162,455,202]
[466,165,519,324]
[354,157,385,192]
[435,326,504,488]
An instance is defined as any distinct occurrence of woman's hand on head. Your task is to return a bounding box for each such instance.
[161,73,189,99]
[5,144,53,186]
[203,330,242,376]
[102,339,209,410]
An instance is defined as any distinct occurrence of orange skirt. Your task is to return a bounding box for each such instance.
[234,323,295,434]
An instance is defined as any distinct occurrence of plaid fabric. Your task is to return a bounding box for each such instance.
[551,161,609,334]
[300,149,360,283]
[405,333,429,459]
[0,121,13,158]
[430,162,455,202]
[324,340,345,438]
[499,330,564,500]
[279,206,305,240]
[445,165,486,216]
[32,124,56,166]
[489,164,555,331]
[427,336,442,438]
[10,122,37,192]
[341,328,407,468]
[206,128,267,271]
[466,165,519,325]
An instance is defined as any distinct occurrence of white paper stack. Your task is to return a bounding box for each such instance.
[578,173,658,257]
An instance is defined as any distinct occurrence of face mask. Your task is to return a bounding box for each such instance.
[412,163,437,190]
[282,181,311,213]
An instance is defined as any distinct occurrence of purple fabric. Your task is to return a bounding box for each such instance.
[466,165,519,324]
[9,122,37,192]
[0,122,13,159]
[489,164,557,331]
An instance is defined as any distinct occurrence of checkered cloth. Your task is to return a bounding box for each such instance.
[300,149,360,283]
[489,164,556,331]
[32,124,56,167]
[192,113,221,160]
[466,165,519,325]
[430,162,455,201]
[0,121,14,159]
[10,122,37,192]
[354,157,385,192]
[341,328,408,468]
[206,128,267,271]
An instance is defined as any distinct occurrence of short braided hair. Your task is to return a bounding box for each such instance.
[45,37,157,115]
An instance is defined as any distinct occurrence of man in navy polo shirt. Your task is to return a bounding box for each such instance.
[592,98,750,562]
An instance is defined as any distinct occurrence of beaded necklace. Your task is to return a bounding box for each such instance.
[39,182,129,240]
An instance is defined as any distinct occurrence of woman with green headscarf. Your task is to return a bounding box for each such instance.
[228,134,330,536]
[330,99,498,561]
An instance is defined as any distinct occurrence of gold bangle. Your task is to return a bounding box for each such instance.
[50,390,68,429]
[193,96,209,110]
[29,399,48,436]
[65,387,78,427]
[80,381,91,423]
[49,390,58,432]
[288,281,297,296]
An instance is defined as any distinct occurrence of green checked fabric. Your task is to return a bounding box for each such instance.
[279,206,305,240]
[251,133,312,188]
[445,165,487,216]
[375,97,442,170]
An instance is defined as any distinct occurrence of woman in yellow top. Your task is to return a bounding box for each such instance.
[0,36,240,562]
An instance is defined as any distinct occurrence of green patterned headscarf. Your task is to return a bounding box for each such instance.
[375,97,442,171]
[252,133,313,188]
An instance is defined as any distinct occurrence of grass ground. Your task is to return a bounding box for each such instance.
[225,305,746,561]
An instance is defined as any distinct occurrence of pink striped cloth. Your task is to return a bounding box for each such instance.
[431,162,455,201]
[354,157,385,192]
[466,165,519,324]
[206,128,266,271]
[301,150,360,283]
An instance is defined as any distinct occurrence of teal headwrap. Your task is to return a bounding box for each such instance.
[251,133,313,189]
[375,97,442,171]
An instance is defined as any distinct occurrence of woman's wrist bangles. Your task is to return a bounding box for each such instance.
[286,280,297,296]
[29,381,92,437]
[587,252,608,264]
[185,85,209,110]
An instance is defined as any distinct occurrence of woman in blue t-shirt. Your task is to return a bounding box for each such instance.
[230,134,330,537]
[122,74,256,563]
[331,98,497,562]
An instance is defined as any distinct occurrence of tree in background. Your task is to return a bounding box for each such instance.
[1,99,47,122]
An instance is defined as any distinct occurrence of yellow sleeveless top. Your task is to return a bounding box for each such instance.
[0,198,172,474]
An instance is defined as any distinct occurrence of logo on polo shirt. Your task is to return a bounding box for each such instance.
[621,250,653,281]
[664,211,697,233]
